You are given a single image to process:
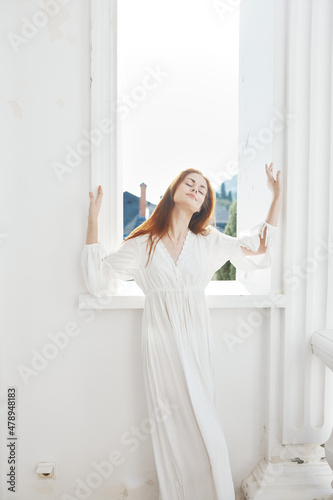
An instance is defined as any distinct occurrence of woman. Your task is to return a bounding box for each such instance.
[81,163,281,500]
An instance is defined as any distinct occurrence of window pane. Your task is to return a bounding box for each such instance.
[118,0,239,279]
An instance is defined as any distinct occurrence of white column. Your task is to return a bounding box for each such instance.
[311,330,333,478]
[241,0,333,497]
[282,0,333,446]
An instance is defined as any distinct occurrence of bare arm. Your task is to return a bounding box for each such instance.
[85,185,103,244]
[240,163,282,256]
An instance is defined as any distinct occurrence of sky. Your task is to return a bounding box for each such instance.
[118,0,240,206]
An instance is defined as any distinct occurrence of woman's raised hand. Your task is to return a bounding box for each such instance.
[88,185,103,221]
[265,163,282,199]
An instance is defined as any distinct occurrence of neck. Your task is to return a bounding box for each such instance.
[167,207,192,241]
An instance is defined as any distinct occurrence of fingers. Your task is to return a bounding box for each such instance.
[89,186,103,199]
[265,163,274,179]
[265,163,282,185]
[95,186,103,210]
[96,186,103,201]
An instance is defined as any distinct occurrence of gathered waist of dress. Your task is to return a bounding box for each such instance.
[145,286,204,297]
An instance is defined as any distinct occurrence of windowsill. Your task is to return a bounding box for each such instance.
[79,280,286,310]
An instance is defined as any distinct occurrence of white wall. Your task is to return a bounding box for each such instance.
[0,1,272,499]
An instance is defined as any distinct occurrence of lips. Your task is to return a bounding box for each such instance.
[187,194,196,201]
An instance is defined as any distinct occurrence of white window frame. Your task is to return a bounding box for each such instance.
[90,0,123,253]
[82,0,285,309]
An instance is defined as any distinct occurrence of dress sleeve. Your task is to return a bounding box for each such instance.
[80,236,140,297]
[206,220,278,273]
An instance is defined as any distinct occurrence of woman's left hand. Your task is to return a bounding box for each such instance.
[266,162,282,199]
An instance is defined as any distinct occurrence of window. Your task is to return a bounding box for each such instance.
[118,0,240,280]
[89,0,278,296]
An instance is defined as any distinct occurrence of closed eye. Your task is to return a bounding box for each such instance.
[186,183,204,195]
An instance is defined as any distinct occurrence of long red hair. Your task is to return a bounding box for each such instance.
[124,169,216,267]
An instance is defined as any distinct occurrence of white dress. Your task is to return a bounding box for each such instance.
[81,220,277,500]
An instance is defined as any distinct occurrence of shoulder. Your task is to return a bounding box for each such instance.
[199,224,221,238]
[123,234,145,244]
[199,224,238,248]
[124,233,151,253]
[193,225,215,237]
[120,235,143,252]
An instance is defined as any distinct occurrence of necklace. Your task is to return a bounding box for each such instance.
[167,228,189,246]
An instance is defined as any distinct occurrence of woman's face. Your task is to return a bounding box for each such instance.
[173,173,208,214]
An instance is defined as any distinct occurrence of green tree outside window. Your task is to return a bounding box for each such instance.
[215,200,237,281]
